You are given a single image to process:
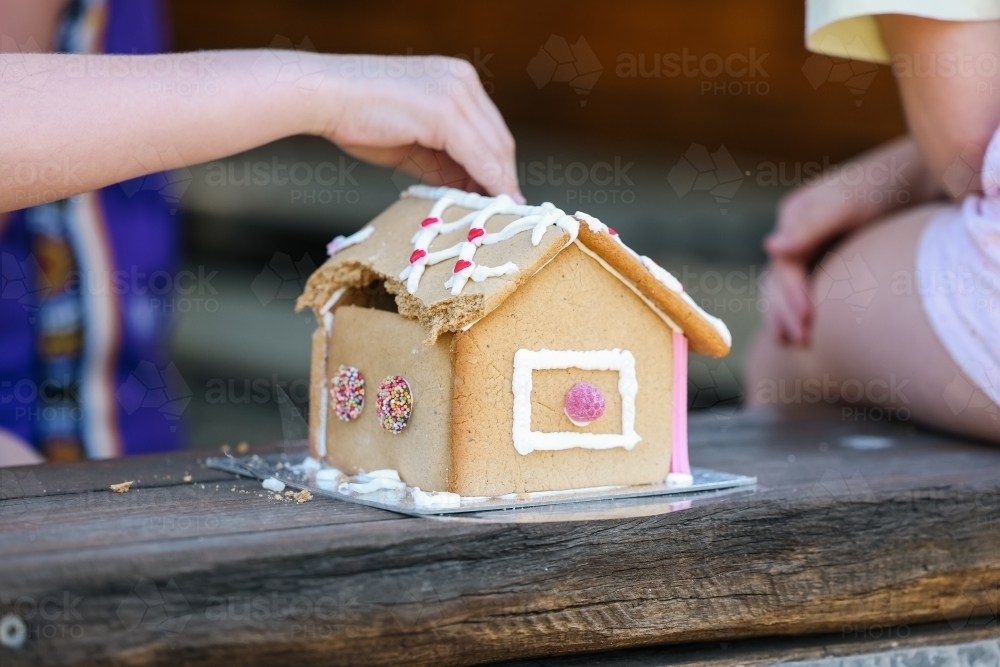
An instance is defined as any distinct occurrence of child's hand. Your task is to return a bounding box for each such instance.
[763,136,941,346]
[0,428,43,467]
[0,51,525,213]
[318,55,522,201]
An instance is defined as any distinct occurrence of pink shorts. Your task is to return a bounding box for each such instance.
[917,126,1000,408]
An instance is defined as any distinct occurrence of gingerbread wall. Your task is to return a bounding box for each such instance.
[320,306,455,490]
[450,243,675,496]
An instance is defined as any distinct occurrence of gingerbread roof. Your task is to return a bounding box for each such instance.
[297,186,732,357]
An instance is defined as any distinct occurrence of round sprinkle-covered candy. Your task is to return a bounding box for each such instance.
[331,365,365,421]
[564,382,606,427]
[376,375,413,433]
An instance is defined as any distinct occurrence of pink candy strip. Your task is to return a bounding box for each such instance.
[670,331,690,475]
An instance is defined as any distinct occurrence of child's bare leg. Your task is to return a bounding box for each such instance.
[747,203,1000,442]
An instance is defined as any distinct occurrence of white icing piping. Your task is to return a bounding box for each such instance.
[400,185,580,296]
[327,225,374,256]
[315,287,345,459]
[320,286,347,320]
[573,211,732,348]
[316,365,328,458]
[321,467,462,508]
[411,488,462,508]
[339,469,408,494]
[511,348,641,456]
[394,187,729,346]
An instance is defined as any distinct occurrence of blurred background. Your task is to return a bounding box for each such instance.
[164,0,908,448]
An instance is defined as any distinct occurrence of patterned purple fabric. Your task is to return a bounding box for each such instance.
[0,213,38,447]
[0,0,183,458]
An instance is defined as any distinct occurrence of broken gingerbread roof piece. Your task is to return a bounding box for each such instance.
[297,185,732,357]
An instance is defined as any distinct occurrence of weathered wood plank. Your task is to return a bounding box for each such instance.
[1,408,998,667]
[0,443,286,500]
[491,621,1000,666]
[0,477,398,559]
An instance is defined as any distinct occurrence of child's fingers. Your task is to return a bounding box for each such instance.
[764,261,812,347]
[765,184,859,259]
[436,113,520,201]
[445,76,521,200]
[0,428,43,467]
[324,55,523,202]
[455,99,521,200]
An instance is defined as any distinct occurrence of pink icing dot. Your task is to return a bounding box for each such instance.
[564,382,606,426]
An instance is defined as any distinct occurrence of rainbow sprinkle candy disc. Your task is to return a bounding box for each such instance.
[376,375,413,433]
[331,365,365,421]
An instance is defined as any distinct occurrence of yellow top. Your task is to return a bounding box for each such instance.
[806,0,1000,63]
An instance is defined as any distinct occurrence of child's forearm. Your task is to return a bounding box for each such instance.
[0,51,521,213]
[878,15,1000,197]
[836,135,944,225]
[0,51,327,212]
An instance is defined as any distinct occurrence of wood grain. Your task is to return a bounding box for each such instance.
[492,621,1000,666]
[1,408,999,666]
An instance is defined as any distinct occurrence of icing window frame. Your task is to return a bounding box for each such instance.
[511,348,641,456]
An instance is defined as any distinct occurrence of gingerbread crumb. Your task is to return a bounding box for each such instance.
[183,474,193,483]
[293,489,313,504]
[237,441,249,454]
[110,481,134,494]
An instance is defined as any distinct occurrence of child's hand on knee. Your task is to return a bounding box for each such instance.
[762,174,866,346]
[0,428,43,467]
[763,137,942,346]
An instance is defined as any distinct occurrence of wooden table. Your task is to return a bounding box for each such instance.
[2,407,999,666]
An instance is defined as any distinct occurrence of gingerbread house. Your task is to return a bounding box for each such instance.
[297,186,731,497]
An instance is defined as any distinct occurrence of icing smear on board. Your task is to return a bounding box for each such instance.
[316,467,462,508]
